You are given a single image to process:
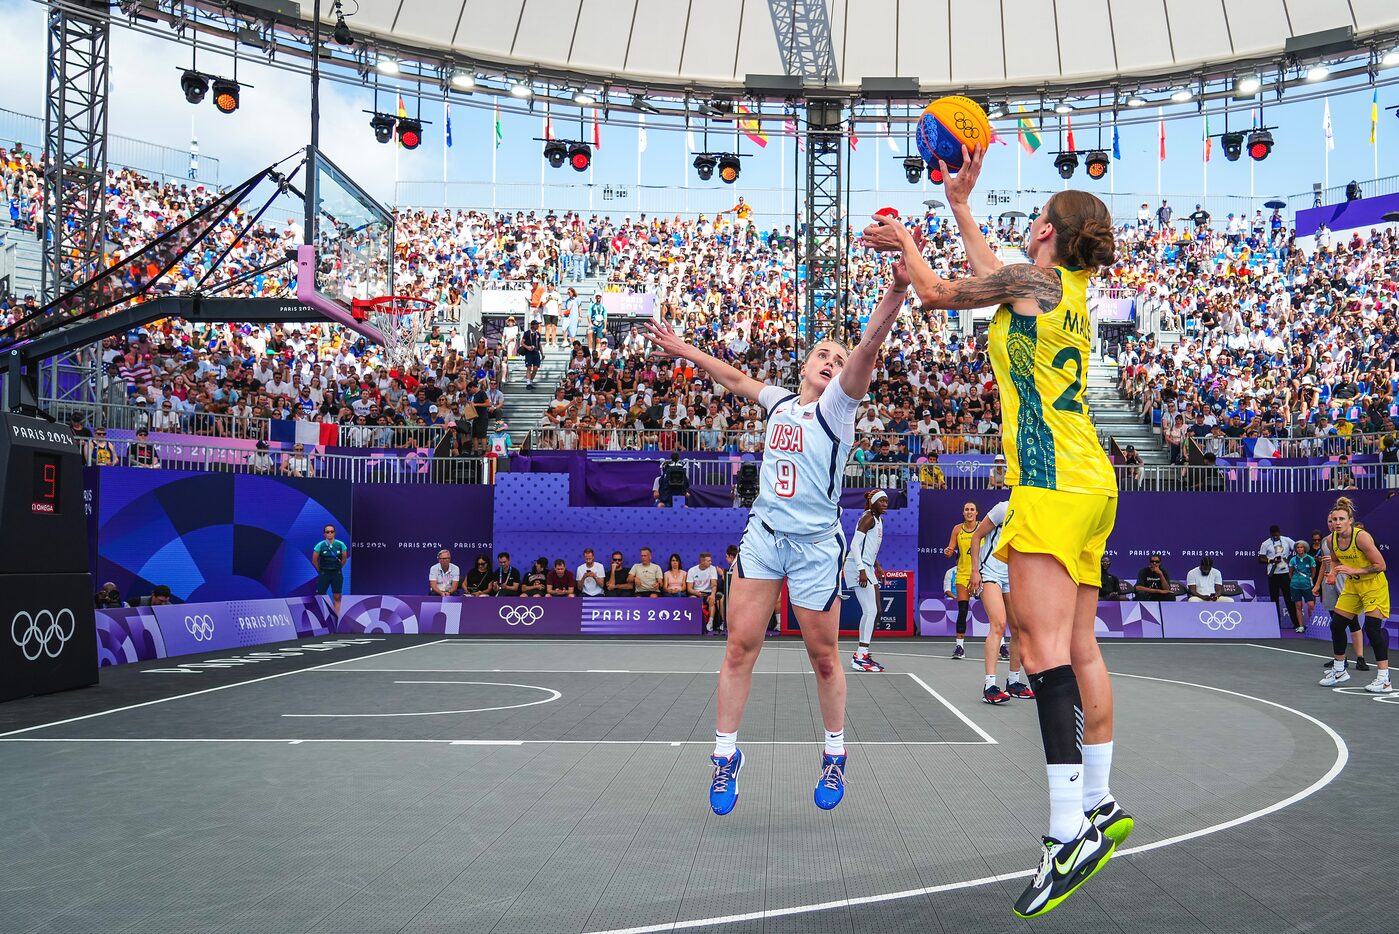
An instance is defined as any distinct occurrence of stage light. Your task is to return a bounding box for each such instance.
[1221,131,1244,161]
[1235,74,1261,96]
[1247,129,1273,161]
[1054,102,1072,115]
[397,118,422,150]
[1306,64,1330,82]
[1384,48,1399,67]
[179,69,208,104]
[332,1,353,46]
[717,154,741,184]
[573,90,595,106]
[211,78,240,114]
[377,57,399,75]
[693,153,716,181]
[1054,151,1079,179]
[903,155,923,184]
[1084,151,1109,180]
[544,140,568,168]
[1170,88,1193,103]
[451,72,475,90]
[986,102,1006,120]
[1126,95,1147,108]
[568,142,592,172]
[370,112,396,144]
[510,81,533,98]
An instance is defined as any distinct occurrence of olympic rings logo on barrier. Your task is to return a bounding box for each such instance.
[1198,610,1243,631]
[498,605,545,626]
[184,614,216,642]
[11,608,77,661]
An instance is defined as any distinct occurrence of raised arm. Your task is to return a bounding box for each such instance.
[643,320,766,402]
[940,146,1003,276]
[862,214,1062,317]
[838,256,911,400]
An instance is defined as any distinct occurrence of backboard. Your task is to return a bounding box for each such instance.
[295,146,393,343]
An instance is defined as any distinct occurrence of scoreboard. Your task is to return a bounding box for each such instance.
[779,570,916,637]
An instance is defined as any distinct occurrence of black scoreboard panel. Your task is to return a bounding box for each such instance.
[0,413,87,575]
[0,413,97,701]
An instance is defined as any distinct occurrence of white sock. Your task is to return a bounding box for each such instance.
[1046,764,1089,842]
[984,674,996,689]
[1333,660,1346,673]
[824,729,845,756]
[1380,668,1392,683]
[956,638,965,648]
[1009,669,1022,684]
[714,730,738,758]
[857,644,870,656]
[1082,741,1113,812]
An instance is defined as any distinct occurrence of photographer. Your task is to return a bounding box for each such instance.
[655,452,690,507]
[94,582,125,609]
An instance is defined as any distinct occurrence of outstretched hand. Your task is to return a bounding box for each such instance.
[642,319,689,360]
[861,212,911,253]
[940,145,985,206]
[891,254,911,291]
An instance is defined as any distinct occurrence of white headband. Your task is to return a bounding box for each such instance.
[869,490,888,504]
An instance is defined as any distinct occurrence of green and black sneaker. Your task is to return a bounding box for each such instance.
[1013,822,1116,919]
[1086,796,1135,847]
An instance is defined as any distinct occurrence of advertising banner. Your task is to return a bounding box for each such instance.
[600,292,656,318]
[481,289,529,315]
[349,484,495,594]
[331,594,704,636]
[1157,602,1281,638]
[95,595,334,666]
[780,570,915,637]
[917,597,1165,638]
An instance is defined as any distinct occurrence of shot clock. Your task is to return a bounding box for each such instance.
[0,412,97,702]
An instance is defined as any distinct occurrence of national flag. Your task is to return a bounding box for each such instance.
[494,104,502,149]
[880,121,899,152]
[396,95,408,148]
[638,113,647,154]
[1371,90,1378,146]
[1016,107,1041,154]
[849,127,859,150]
[1065,114,1076,152]
[593,112,601,149]
[1203,112,1211,162]
[1112,124,1120,160]
[686,129,697,152]
[1158,115,1166,161]
[783,119,805,152]
[544,107,553,141]
[269,419,338,447]
[1323,98,1334,151]
[445,103,453,148]
[737,104,768,148]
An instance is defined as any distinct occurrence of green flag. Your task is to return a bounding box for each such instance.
[494,103,503,149]
[1016,106,1041,154]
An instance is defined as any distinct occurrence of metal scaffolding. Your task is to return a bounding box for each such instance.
[40,0,111,409]
[803,102,844,345]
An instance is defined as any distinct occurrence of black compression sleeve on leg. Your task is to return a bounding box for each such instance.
[1330,614,1352,656]
[1028,665,1084,765]
[1364,618,1390,663]
[956,600,969,636]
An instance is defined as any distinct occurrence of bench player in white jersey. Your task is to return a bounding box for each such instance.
[846,489,890,672]
[968,501,1034,704]
[644,256,913,816]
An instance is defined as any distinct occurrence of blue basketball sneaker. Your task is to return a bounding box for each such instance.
[709,749,743,815]
[813,753,847,810]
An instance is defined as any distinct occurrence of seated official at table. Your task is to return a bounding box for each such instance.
[1186,557,1232,602]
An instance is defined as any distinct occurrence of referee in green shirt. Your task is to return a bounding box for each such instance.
[313,524,348,617]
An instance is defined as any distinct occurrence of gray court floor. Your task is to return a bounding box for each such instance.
[0,636,1394,934]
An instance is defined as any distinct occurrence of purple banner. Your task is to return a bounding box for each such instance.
[1157,602,1281,638]
[331,594,705,636]
[917,598,1164,638]
[1093,297,1136,322]
[349,485,495,594]
[600,293,656,317]
[96,595,334,665]
[1295,191,1399,238]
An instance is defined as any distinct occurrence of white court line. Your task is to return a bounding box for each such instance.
[904,673,997,745]
[580,667,1350,934]
[0,639,451,738]
[282,681,562,718]
[0,738,990,746]
[309,669,808,675]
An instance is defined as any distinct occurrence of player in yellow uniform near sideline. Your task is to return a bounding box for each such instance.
[864,145,1129,919]
[1318,496,1391,693]
[943,501,979,658]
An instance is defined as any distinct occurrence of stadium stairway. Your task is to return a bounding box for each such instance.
[499,344,570,438]
[1087,353,1169,463]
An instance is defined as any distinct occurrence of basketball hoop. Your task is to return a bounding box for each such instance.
[351,295,436,369]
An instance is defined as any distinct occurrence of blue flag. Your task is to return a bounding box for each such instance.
[445,103,453,148]
[1112,124,1120,160]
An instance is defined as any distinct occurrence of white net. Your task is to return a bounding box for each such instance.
[366,302,429,370]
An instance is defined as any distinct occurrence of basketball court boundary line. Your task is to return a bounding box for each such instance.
[0,639,450,738]
[578,669,1350,934]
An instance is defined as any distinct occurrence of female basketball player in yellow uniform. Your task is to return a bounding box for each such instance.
[943,501,979,658]
[1318,496,1391,693]
[865,145,1128,918]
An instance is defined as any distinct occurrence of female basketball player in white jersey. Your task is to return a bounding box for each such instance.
[643,257,913,816]
[847,489,890,672]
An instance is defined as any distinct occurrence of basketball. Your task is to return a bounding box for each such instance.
[915,95,991,171]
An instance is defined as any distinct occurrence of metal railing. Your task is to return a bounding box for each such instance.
[1148,430,1397,461]
[526,426,1005,456]
[81,438,490,484]
[0,109,222,185]
[929,463,1395,493]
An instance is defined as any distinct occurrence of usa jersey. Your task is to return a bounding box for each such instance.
[844,514,883,577]
[979,500,1010,580]
[752,380,859,537]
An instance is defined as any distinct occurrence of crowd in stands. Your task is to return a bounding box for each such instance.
[8,151,1399,470]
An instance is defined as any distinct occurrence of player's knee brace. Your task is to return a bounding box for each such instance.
[1363,618,1390,662]
[956,600,969,635]
[1330,614,1352,656]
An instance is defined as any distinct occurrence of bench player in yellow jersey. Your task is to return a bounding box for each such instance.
[1318,496,1391,693]
[943,501,980,658]
[864,145,1129,919]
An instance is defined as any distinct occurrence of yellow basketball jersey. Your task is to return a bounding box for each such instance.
[956,525,975,574]
[987,266,1118,496]
[1330,530,1385,584]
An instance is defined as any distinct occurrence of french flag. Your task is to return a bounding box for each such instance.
[269,419,338,446]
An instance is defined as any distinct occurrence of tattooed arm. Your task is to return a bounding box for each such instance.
[864,213,1063,316]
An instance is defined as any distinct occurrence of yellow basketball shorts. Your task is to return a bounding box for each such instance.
[994,486,1117,588]
[1334,575,1390,619]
